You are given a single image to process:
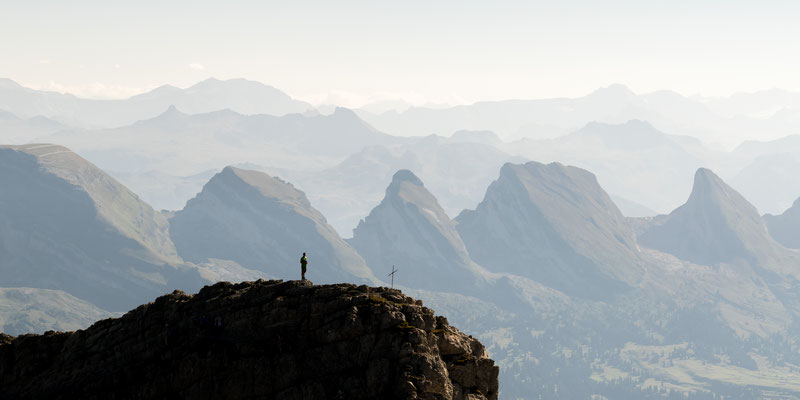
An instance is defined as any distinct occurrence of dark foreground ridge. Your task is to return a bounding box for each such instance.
[0,280,498,400]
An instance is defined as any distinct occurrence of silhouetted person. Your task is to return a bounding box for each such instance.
[300,252,308,280]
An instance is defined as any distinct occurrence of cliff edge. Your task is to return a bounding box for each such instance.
[0,280,498,400]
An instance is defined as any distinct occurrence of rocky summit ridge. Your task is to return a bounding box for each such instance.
[0,280,498,400]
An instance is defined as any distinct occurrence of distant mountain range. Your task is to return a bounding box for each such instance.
[4,78,800,220]
[0,77,312,128]
[357,83,800,147]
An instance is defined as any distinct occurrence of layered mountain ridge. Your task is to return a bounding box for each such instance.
[0,77,313,128]
[0,144,206,311]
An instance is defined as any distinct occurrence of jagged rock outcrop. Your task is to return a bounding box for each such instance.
[0,144,206,311]
[454,161,644,299]
[638,168,791,269]
[0,280,498,400]
[169,166,377,284]
[764,197,800,249]
[348,170,489,291]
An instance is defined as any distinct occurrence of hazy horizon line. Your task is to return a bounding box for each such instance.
[6,76,799,112]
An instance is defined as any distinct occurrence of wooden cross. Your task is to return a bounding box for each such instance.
[388,265,398,289]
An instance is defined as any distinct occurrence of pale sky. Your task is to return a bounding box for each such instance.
[2,0,800,107]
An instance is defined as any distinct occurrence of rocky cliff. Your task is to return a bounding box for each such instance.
[0,280,498,400]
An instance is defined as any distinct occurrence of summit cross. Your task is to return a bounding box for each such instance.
[388,265,398,289]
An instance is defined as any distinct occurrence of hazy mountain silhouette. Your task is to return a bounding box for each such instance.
[0,109,68,143]
[348,170,489,291]
[454,161,644,298]
[0,144,207,311]
[731,153,800,215]
[38,106,396,179]
[276,135,525,235]
[0,287,115,335]
[610,194,658,217]
[507,120,708,214]
[359,84,800,146]
[448,130,504,146]
[733,134,800,161]
[357,84,756,144]
[764,197,800,249]
[169,166,377,284]
[638,168,793,270]
[0,77,313,128]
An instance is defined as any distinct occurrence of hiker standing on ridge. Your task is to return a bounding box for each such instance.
[300,252,308,281]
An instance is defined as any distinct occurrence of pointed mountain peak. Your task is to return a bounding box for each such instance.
[332,107,359,118]
[639,168,783,266]
[190,77,223,89]
[349,169,484,291]
[140,104,187,122]
[384,169,440,212]
[690,167,720,193]
[694,167,719,184]
[456,161,642,298]
[202,77,222,84]
[163,104,182,114]
[172,167,376,284]
[390,169,424,187]
[213,166,308,207]
[686,168,754,212]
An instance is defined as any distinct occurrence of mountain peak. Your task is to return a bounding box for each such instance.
[332,106,358,118]
[586,83,637,100]
[171,167,377,284]
[350,170,486,291]
[687,167,749,208]
[164,104,181,113]
[694,166,717,181]
[456,161,642,298]
[639,167,784,267]
[215,166,308,207]
[390,169,424,187]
